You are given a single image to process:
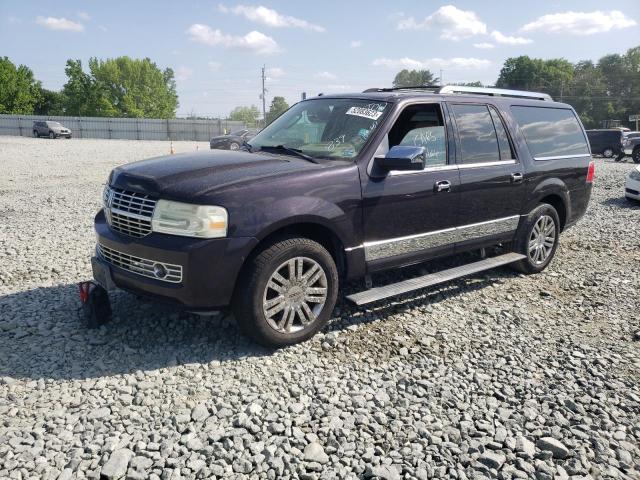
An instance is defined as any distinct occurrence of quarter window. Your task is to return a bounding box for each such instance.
[511,106,589,159]
[451,104,501,164]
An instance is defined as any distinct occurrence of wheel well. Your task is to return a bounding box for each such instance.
[249,223,347,277]
[539,194,567,231]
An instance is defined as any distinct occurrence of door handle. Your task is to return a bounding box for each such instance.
[435,180,451,192]
[511,172,524,183]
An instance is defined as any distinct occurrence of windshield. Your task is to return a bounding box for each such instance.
[249,98,389,160]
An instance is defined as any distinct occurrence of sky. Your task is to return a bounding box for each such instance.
[1,1,639,118]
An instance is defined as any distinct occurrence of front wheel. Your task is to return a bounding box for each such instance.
[633,147,640,164]
[233,237,339,347]
[229,142,240,150]
[49,131,55,139]
[511,204,560,274]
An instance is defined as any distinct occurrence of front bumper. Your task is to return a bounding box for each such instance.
[624,148,633,155]
[625,177,640,200]
[94,209,258,309]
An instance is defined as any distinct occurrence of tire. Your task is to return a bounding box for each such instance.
[33,130,39,138]
[614,153,624,162]
[233,237,339,347]
[633,147,640,164]
[229,142,240,150]
[511,203,561,274]
[49,131,55,139]
[602,148,614,158]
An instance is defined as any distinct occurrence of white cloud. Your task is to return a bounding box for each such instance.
[350,40,362,48]
[326,84,352,91]
[219,4,325,32]
[186,24,279,54]
[266,67,284,78]
[397,5,486,40]
[490,30,532,45]
[77,12,91,21]
[314,71,337,80]
[36,16,84,32]
[473,42,495,49]
[176,66,193,81]
[521,10,636,35]
[372,57,491,70]
[98,25,108,32]
[208,61,222,72]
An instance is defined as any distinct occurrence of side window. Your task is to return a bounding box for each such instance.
[489,106,515,160]
[387,104,447,168]
[451,104,500,164]
[511,106,589,159]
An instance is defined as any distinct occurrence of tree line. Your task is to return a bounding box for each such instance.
[0,56,178,119]
[393,45,640,129]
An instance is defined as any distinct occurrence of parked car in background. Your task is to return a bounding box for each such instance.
[626,165,640,202]
[209,129,253,150]
[33,121,72,139]
[623,132,640,163]
[586,129,624,160]
[92,86,594,347]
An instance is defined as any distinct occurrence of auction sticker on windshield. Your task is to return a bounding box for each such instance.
[346,106,384,121]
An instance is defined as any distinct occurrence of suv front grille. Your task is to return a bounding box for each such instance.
[97,243,182,283]
[104,186,157,238]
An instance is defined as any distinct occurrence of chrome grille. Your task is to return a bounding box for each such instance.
[97,243,182,283]
[103,186,157,238]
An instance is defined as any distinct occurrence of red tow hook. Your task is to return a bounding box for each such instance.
[78,281,93,303]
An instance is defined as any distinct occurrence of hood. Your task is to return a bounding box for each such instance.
[110,149,322,200]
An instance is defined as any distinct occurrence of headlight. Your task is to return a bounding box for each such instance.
[151,200,228,238]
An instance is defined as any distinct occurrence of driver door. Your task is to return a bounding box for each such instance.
[359,102,460,271]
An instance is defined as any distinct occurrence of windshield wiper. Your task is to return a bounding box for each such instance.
[258,145,319,164]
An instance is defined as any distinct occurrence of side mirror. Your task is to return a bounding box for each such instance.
[375,146,425,171]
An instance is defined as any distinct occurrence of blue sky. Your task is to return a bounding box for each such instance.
[1,1,639,117]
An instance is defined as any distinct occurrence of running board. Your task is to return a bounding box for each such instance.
[345,252,526,306]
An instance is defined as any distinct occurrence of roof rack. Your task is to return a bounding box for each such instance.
[438,85,552,101]
[362,85,552,101]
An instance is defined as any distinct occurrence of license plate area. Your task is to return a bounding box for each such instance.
[91,256,116,291]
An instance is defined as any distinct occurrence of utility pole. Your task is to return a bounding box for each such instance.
[261,65,267,128]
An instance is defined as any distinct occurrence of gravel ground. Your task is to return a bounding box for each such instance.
[0,136,639,480]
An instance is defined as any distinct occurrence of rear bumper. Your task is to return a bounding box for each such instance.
[94,210,258,309]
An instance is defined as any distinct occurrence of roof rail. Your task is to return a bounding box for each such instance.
[362,85,441,93]
[437,85,552,101]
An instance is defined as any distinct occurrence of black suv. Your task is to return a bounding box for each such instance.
[586,129,624,160]
[33,121,72,139]
[93,86,594,346]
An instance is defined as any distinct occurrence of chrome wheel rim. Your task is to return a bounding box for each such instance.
[603,148,613,158]
[230,142,239,150]
[262,257,328,334]
[528,215,556,265]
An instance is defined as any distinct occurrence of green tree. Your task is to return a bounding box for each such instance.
[229,105,261,127]
[266,96,289,125]
[496,56,573,100]
[0,57,42,114]
[392,69,438,88]
[62,57,178,118]
[34,88,64,115]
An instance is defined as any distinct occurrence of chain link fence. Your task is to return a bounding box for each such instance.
[0,114,247,141]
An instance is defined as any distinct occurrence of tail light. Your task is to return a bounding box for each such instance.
[586,160,595,183]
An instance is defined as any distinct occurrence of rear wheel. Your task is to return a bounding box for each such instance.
[511,203,560,274]
[633,147,640,164]
[233,237,338,347]
[33,130,39,138]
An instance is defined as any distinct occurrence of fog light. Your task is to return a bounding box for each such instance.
[153,263,167,279]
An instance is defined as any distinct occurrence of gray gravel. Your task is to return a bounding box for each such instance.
[0,136,639,479]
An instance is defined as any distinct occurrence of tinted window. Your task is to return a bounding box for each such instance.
[451,104,500,164]
[512,106,589,158]
[388,104,447,167]
[489,106,514,160]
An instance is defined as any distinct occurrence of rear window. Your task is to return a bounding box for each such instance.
[511,106,589,159]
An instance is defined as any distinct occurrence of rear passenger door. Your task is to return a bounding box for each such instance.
[448,103,524,249]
